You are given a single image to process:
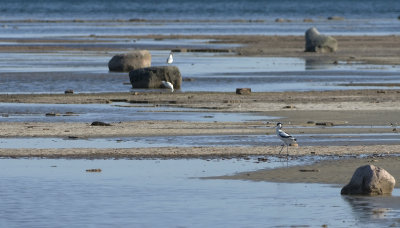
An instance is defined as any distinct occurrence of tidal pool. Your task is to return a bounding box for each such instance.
[0,133,399,149]
[0,102,276,123]
[0,158,399,228]
[1,50,400,94]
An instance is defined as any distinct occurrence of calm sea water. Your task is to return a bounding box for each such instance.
[0,0,399,36]
[0,158,399,228]
[1,0,399,20]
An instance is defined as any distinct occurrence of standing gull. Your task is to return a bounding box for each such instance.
[161,81,174,92]
[276,122,297,156]
[166,52,173,64]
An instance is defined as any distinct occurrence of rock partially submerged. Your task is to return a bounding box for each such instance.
[108,50,151,72]
[305,27,338,53]
[129,66,182,90]
[341,164,395,195]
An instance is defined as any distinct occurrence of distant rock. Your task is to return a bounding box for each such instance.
[108,50,151,72]
[275,18,291,22]
[129,66,182,90]
[45,112,60,117]
[64,89,74,94]
[327,16,345,21]
[236,88,251,95]
[341,164,396,195]
[303,18,314,22]
[315,122,334,126]
[91,121,111,126]
[305,27,338,53]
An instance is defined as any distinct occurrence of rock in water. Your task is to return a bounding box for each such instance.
[305,27,338,53]
[341,164,396,195]
[129,66,182,90]
[108,50,151,72]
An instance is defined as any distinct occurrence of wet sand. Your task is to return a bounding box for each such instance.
[1,35,400,65]
[214,155,400,188]
[2,34,400,189]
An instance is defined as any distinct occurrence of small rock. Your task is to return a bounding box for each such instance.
[315,122,334,126]
[67,136,79,139]
[303,18,314,22]
[183,77,195,82]
[91,121,111,126]
[257,157,269,162]
[283,105,295,109]
[64,89,74,94]
[45,112,60,117]
[299,169,319,172]
[86,169,102,172]
[327,16,345,21]
[236,88,251,95]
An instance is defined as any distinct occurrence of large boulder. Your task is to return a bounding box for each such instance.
[108,50,151,72]
[129,66,182,89]
[305,27,338,53]
[341,165,396,195]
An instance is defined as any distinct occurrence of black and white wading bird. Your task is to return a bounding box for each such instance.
[166,52,173,64]
[276,122,297,155]
[161,81,174,92]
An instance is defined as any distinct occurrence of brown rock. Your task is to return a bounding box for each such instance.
[236,88,251,95]
[129,66,182,90]
[341,164,396,195]
[108,50,151,72]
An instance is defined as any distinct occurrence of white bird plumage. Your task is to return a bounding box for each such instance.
[276,122,297,155]
[166,52,173,64]
[161,81,174,92]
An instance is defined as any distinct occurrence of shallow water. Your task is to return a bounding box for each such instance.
[0,158,399,228]
[1,133,399,149]
[1,50,400,94]
[0,102,276,123]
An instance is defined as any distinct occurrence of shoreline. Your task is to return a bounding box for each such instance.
[1,35,399,65]
[0,145,399,159]
[1,33,400,187]
[213,154,400,188]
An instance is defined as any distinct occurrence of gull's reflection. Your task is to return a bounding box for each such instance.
[305,58,336,70]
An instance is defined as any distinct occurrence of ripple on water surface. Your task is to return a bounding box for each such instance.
[0,158,399,227]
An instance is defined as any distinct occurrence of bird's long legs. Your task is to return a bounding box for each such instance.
[286,145,289,156]
[278,144,285,154]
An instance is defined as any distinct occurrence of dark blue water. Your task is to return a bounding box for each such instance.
[1,0,399,20]
[0,0,399,36]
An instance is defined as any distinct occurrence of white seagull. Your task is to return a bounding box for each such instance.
[161,81,174,92]
[166,52,173,64]
[276,122,297,155]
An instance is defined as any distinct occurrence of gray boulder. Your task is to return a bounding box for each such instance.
[341,164,396,195]
[108,50,151,72]
[129,66,182,90]
[305,27,338,53]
